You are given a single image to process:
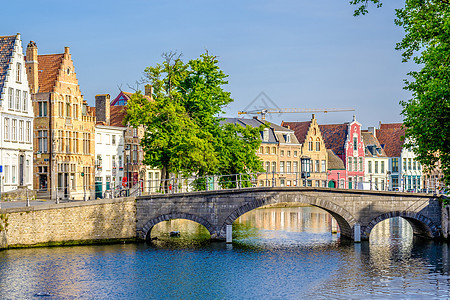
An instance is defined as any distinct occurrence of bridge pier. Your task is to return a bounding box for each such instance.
[226,225,232,243]
[354,224,361,242]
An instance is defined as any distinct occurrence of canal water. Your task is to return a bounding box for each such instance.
[0,206,449,299]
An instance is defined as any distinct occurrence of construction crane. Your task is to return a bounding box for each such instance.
[238,108,355,121]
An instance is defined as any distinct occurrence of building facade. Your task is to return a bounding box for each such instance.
[376,123,423,192]
[319,116,365,189]
[362,129,389,190]
[0,34,34,192]
[26,42,95,200]
[282,114,328,187]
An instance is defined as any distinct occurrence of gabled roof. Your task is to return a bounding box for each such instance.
[37,54,64,93]
[110,105,127,127]
[0,35,16,95]
[376,123,406,157]
[282,121,311,144]
[111,91,151,106]
[223,117,278,143]
[327,149,345,170]
[319,124,349,156]
[361,131,387,157]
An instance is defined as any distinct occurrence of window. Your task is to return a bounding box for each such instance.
[23,91,28,112]
[375,161,378,174]
[112,135,116,145]
[368,161,372,173]
[106,134,111,145]
[4,118,9,140]
[272,147,276,155]
[381,161,385,173]
[19,120,24,142]
[265,147,269,154]
[59,101,63,117]
[66,102,71,117]
[287,150,291,157]
[133,127,138,137]
[119,155,123,168]
[272,162,277,173]
[392,158,399,173]
[38,101,48,117]
[83,133,90,154]
[38,130,48,153]
[321,160,326,172]
[315,160,319,173]
[413,161,417,170]
[354,157,357,171]
[293,161,298,173]
[4,166,9,183]
[316,141,320,151]
[12,165,16,183]
[403,158,407,171]
[265,162,270,172]
[16,63,21,82]
[353,136,358,151]
[8,88,13,109]
[74,132,78,153]
[280,161,285,173]
[132,145,138,163]
[294,151,297,157]
[286,162,291,173]
[280,150,284,157]
[73,104,78,119]
[11,119,17,141]
[381,179,385,191]
[96,133,101,144]
[112,155,116,169]
[348,157,353,171]
[308,141,313,151]
[285,134,291,143]
[66,131,71,153]
[408,158,412,170]
[15,90,20,110]
[359,157,363,171]
[259,147,263,154]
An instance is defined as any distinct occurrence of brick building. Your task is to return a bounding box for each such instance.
[282,114,328,187]
[26,42,95,200]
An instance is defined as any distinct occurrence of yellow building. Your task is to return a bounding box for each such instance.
[282,114,328,187]
[26,42,95,200]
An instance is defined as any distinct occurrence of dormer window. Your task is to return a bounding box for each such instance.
[263,128,269,142]
[285,134,291,143]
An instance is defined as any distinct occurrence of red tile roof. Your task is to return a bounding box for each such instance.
[319,124,348,156]
[376,123,405,157]
[361,131,387,157]
[110,105,127,127]
[0,35,16,94]
[37,54,64,93]
[282,121,311,144]
[327,149,345,170]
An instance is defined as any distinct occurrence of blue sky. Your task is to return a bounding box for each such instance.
[3,0,409,127]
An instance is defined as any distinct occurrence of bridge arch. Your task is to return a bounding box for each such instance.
[141,212,215,241]
[219,195,357,239]
[363,211,441,239]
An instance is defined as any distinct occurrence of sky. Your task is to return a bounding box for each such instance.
[2,0,410,128]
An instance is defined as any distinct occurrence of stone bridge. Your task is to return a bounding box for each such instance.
[136,187,445,242]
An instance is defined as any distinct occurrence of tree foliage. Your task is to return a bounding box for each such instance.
[125,52,264,191]
[351,0,450,189]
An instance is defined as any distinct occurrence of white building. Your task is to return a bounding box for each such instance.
[376,123,423,192]
[362,130,389,190]
[95,124,126,198]
[0,34,34,192]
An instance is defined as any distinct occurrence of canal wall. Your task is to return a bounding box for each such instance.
[0,198,136,249]
[442,203,450,241]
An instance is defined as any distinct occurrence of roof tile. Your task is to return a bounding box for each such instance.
[0,35,16,95]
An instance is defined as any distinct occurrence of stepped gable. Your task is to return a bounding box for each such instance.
[36,54,64,93]
[0,35,16,94]
[327,149,345,170]
[110,105,127,127]
[376,123,405,157]
[282,121,311,144]
[318,123,348,156]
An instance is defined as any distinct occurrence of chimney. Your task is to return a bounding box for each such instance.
[368,126,376,138]
[144,84,153,98]
[95,94,111,125]
[26,41,39,94]
[312,113,315,119]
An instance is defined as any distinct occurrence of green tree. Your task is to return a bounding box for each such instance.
[350,0,450,189]
[125,52,263,191]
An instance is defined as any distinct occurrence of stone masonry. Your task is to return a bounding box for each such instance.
[0,198,135,249]
[136,187,444,241]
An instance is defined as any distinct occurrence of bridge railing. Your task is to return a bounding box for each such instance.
[0,172,445,209]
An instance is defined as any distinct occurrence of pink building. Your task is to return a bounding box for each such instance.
[319,116,365,189]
